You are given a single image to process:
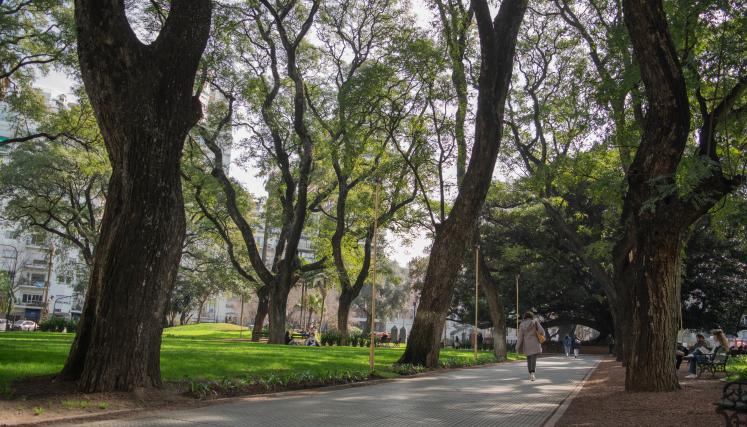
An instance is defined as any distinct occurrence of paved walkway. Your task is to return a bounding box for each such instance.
[70,356,600,427]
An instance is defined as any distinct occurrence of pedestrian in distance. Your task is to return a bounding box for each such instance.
[477,332,484,350]
[563,334,572,357]
[607,335,615,355]
[516,311,545,381]
[572,335,581,358]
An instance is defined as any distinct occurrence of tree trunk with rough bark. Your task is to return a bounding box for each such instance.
[179,311,191,326]
[58,0,211,392]
[618,227,683,390]
[619,0,741,391]
[337,290,355,343]
[619,0,692,392]
[478,253,506,361]
[252,285,269,342]
[267,269,295,343]
[397,0,527,367]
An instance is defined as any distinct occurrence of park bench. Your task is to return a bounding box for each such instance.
[698,348,730,378]
[714,381,747,426]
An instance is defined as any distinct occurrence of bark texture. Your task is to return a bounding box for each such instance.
[251,285,269,342]
[479,253,507,361]
[619,0,742,391]
[398,0,527,367]
[60,0,211,392]
[337,289,354,341]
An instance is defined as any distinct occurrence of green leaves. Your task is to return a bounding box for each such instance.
[0,88,106,265]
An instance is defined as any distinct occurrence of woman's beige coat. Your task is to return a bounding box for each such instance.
[516,318,545,356]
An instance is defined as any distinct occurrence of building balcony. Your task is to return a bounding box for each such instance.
[17,300,45,308]
[21,262,48,271]
[19,282,46,289]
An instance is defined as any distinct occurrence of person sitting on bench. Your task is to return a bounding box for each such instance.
[685,330,728,379]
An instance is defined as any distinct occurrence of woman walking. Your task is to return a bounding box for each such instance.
[572,335,581,358]
[516,311,545,381]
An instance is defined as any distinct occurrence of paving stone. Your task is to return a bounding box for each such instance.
[69,356,600,427]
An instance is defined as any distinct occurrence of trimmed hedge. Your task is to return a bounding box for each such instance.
[38,318,77,333]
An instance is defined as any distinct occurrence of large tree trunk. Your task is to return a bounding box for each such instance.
[59,259,101,380]
[398,0,527,367]
[59,0,211,392]
[77,164,187,392]
[479,255,507,361]
[337,290,354,344]
[252,285,269,342]
[618,0,740,391]
[618,0,690,392]
[196,299,206,324]
[622,231,682,390]
[267,272,293,343]
[179,310,190,326]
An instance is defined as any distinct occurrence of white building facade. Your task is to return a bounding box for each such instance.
[1,100,87,322]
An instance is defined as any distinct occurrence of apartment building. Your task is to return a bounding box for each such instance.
[0,99,86,322]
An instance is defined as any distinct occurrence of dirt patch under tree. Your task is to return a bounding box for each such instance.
[556,357,725,426]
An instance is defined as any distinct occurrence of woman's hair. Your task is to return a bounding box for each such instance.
[713,330,729,349]
[523,311,534,319]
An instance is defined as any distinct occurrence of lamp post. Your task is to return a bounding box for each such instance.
[515,273,519,337]
[369,181,380,373]
[51,294,76,317]
[474,244,479,361]
[239,292,245,339]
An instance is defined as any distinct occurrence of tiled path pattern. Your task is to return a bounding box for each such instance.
[70,356,600,427]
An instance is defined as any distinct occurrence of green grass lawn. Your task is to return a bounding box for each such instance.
[0,323,520,395]
[727,355,747,381]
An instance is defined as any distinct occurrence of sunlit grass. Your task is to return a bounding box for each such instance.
[0,323,520,395]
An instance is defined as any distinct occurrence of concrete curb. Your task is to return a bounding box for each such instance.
[542,356,604,427]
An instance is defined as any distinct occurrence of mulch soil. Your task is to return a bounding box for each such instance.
[0,376,195,426]
[556,357,725,426]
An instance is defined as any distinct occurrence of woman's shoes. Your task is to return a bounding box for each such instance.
[684,374,697,379]
[530,373,536,381]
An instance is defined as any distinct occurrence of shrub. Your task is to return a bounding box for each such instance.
[320,330,332,346]
[184,368,374,399]
[321,330,340,346]
[393,363,427,375]
[38,318,78,333]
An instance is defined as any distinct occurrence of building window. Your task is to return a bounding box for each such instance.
[22,294,43,304]
[28,234,47,246]
[30,274,46,287]
[57,274,74,285]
